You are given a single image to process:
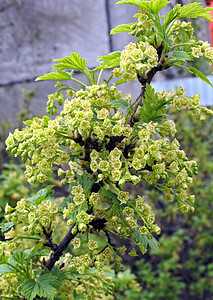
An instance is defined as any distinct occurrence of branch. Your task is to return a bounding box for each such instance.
[44,223,79,270]
[128,58,165,126]
[43,228,58,251]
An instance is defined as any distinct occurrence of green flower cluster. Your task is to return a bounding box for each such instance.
[191,40,213,64]
[0,239,20,260]
[171,20,194,44]
[4,198,58,237]
[5,116,70,184]
[120,41,158,81]
[158,86,213,120]
[59,264,115,300]
[0,273,19,299]
[130,8,154,37]
[169,20,213,65]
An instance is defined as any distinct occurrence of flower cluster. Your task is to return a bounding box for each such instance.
[4,198,58,238]
[158,86,213,120]
[46,91,65,115]
[5,115,70,184]
[59,266,115,300]
[130,8,154,37]
[120,41,159,81]
[170,20,194,44]
[191,40,213,64]
[0,274,19,299]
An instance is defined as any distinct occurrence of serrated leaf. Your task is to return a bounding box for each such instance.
[21,274,58,300]
[95,51,121,71]
[116,0,143,8]
[24,243,43,257]
[163,5,181,28]
[0,263,15,274]
[102,189,125,217]
[108,99,129,109]
[179,2,213,21]
[117,0,169,14]
[188,66,213,87]
[134,230,148,248]
[35,70,72,81]
[102,189,118,202]
[26,185,55,205]
[140,84,167,122]
[53,52,87,72]
[50,266,67,285]
[134,230,160,251]
[172,51,191,62]
[175,65,213,88]
[111,23,134,34]
[0,221,14,234]
[9,250,25,265]
[153,18,171,46]
[147,236,160,252]
[151,0,170,14]
[78,172,92,191]
[115,76,136,85]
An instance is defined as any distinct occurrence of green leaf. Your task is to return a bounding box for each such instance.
[102,189,125,217]
[78,172,92,191]
[179,2,213,21]
[52,52,87,72]
[9,250,25,266]
[111,23,134,34]
[0,263,15,274]
[140,84,167,122]
[147,236,160,252]
[188,66,213,87]
[134,230,159,251]
[95,51,121,71]
[164,3,213,29]
[153,18,171,46]
[35,70,72,81]
[116,0,143,8]
[26,185,55,205]
[151,0,170,14]
[172,51,191,62]
[24,243,43,257]
[0,221,14,234]
[175,65,213,88]
[50,266,67,285]
[108,99,129,109]
[114,76,136,85]
[117,0,169,14]
[163,5,181,28]
[21,274,58,300]
[134,230,148,248]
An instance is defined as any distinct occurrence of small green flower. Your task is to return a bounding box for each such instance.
[118,191,129,204]
[40,216,50,227]
[87,239,98,250]
[123,207,134,217]
[138,226,149,235]
[72,238,81,249]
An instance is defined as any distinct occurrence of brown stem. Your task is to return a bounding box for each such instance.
[45,223,79,270]
[43,228,58,251]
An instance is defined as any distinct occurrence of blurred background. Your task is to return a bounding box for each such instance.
[0,0,212,299]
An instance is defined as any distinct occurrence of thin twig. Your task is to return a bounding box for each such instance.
[128,59,164,126]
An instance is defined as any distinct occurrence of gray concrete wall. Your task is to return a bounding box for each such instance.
[0,0,210,124]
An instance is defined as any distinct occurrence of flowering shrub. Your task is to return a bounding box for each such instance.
[130,107,213,299]
[1,1,213,299]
